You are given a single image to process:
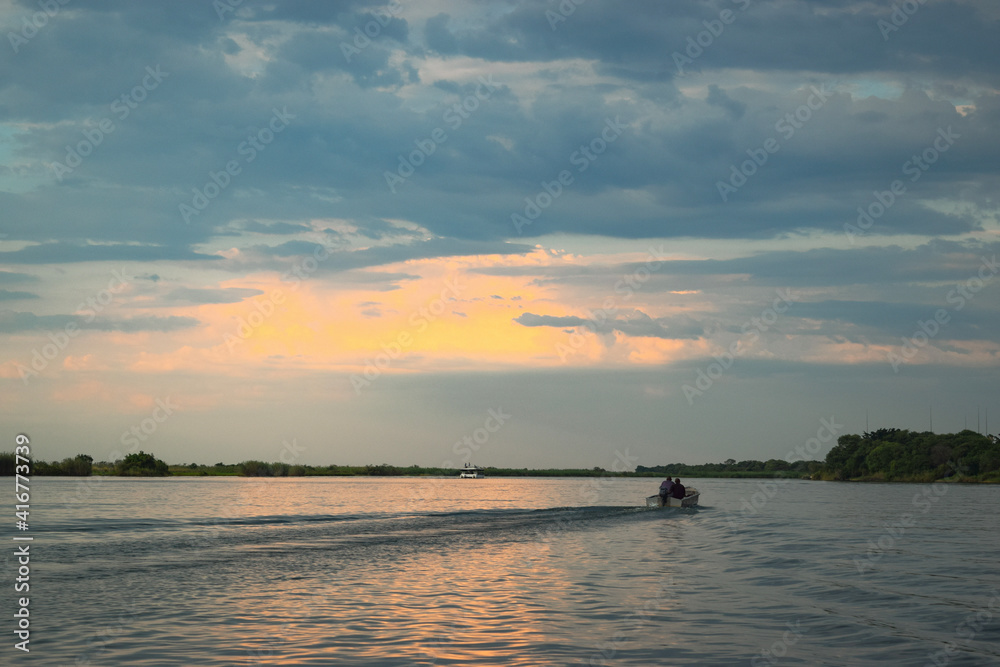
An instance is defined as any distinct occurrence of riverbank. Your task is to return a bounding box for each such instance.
[154,466,816,479]
[86,467,998,482]
[821,471,1000,484]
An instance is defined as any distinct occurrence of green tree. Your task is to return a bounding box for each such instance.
[365,463,400,476]
[865,443,904,477]
[826,434,863,479]
[825,429,1000,480]
[0,452,14,476]
[764,458,791,472]
[238,460,273,476]
[115,451,169,476]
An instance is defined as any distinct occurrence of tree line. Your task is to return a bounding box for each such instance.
[638,429,1000,482]
[636,458,820,478]
[0,451,168,476]
[3,429,998,481]
[821,428,1000,481]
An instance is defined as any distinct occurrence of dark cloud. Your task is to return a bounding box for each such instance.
[0,271,39,285]
[0,310,199,333]
[237,237,534,274]
[477,241,1000,289]
[514,313,588,328]
[0,290,39,301]
[651,242,1000,287]
[706,84,746,120]
[0,243,221,264]
[1,0,996,250]
[515,310,705,340]
[240,220,314,235]
[417,1,1000,82]
[786,299,1000,342]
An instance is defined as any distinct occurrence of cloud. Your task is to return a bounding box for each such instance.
[0,289,39,301]
[787,299,1000,343]
[2,0,997,249]
[515,313,589,328]
[0,271,39,285]
[706,84,746,120]
[239,220,314,235]
[477,241,1000,289]
[515,310,705,340]
[0,310,199,333]
[162,287,264,305]
[0,243,221,264]
[234,237,535,274]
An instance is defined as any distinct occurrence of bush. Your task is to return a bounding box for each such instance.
[0,452,14,476]
[365,464,401,476]
[115,451,169,476]
[238,460,273,476]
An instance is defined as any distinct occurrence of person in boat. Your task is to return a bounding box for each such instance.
[659,477,674,505]
[670,478,686,500]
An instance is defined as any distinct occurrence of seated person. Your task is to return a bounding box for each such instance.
[670,478,686,499]
[658,477,674,504]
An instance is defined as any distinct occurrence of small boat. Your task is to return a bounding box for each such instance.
[646,488,699,508]
[459,463,485,479]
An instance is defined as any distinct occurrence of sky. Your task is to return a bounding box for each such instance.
[1,0,998,470]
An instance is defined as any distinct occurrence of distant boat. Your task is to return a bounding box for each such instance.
[646,488,699,508]
[459,463,485,479]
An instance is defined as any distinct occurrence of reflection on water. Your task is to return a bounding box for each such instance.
[7,477,999,665]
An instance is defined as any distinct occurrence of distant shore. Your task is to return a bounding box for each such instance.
[95,467,999,483]
[6,425,1000,484]
[5,461,999,483]
[99,467,796,479]
[10,468,998,482]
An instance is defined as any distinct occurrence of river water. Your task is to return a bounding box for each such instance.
[2,476,999,666]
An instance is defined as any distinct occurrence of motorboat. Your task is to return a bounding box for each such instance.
[646,488,699,508]
[459,463,485,478]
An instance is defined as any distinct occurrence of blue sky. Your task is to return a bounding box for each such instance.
[1,0,998,469]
